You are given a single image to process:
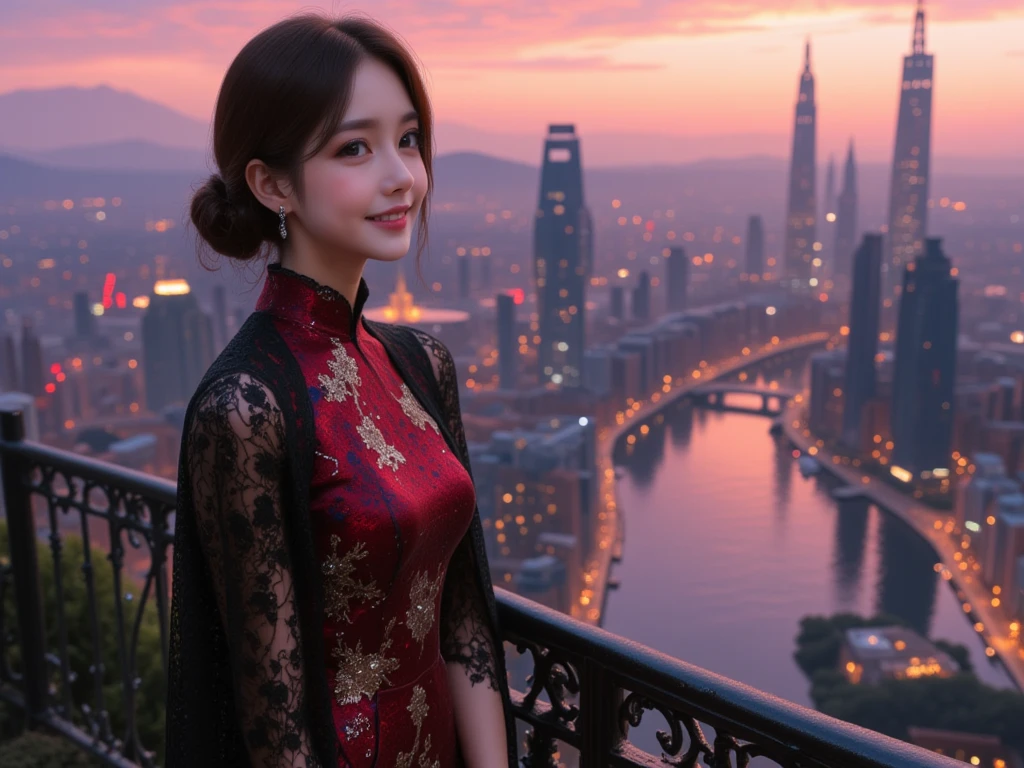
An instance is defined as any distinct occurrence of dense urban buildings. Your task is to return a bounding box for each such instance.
[533,123,592,388]
[891,238,958,478]
[496,291,518,390]
[885,0,934,294]
[783,42,818,286]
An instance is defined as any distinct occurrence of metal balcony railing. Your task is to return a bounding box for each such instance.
[0,408,960,767]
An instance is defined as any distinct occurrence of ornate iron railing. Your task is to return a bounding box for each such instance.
[0,407,961,767]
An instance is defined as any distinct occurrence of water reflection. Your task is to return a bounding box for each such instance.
[875,513,939,636]
[832,498,869,608]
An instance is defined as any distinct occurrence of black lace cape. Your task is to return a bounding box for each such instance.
[166,310,518,767]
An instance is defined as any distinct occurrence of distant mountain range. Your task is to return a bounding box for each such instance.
[1,85,1021,176]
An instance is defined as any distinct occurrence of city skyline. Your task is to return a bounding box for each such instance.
[1,2,1023,165]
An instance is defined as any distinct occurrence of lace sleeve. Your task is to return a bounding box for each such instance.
[186,373,320,767]
[407,329,501,692]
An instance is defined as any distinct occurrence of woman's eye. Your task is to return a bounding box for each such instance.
[401,130,421,149]
[338,140,368,157]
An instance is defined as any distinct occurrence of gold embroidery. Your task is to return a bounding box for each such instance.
[318,337,406,473]
[343,712,372,740]
[396,383,439,434]
[322,537,383,622]
[395,685,440,768]
[357,415,406,471]
[332,617,400,705]
[318,339,361,403]
[406,566,444,655]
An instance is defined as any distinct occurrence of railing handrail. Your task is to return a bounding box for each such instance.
[0,407,964,768]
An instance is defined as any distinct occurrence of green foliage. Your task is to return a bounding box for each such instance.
[0,521,165,762]
[0,730,99,768]
[796,612,1023,756]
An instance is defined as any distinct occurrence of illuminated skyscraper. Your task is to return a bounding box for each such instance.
[745,216,765,280]
[534,124,592,388]
[142,279,215,412]
[891,238,957,477]
[822,155,836,276]
[496,292,518,390]
[665,246,689,311]
[73,291,96,340]
[633,271,651,321]
[834,141,859,284]
[783,41,817,285]
[841,234,882,448]
[885,0,933,294]
[19,316,44,397]
[610,285,624,322]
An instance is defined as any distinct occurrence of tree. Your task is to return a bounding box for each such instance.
[0,522,165,763]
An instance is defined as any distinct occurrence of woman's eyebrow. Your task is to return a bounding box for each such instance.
[334,110,419,134]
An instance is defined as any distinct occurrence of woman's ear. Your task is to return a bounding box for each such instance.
[245,158,295,215]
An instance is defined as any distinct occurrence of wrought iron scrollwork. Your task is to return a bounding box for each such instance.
[515,639,581,727]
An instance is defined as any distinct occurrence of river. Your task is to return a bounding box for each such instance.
[603,359,1015,718]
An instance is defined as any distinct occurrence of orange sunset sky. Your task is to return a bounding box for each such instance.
[2,0,1023,165]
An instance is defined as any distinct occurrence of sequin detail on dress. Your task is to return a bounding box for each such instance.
[318,337,405,472]
[406,566,444,656]
[332,617,401,705]
[322,536,383,623]
[395,685,440,768]
[396,383,439,434]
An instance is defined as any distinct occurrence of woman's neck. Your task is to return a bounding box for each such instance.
[279,246,366,308]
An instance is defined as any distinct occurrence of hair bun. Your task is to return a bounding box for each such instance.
[190,173,270,263]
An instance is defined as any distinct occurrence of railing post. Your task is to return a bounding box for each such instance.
[0,409,50,726]
[580,657,621,768]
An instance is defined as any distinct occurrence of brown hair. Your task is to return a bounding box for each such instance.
[191,13,434,270]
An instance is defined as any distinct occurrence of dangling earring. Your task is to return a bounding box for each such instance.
[278,205,288,240]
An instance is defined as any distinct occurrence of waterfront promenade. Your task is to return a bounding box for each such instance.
[781,401,1024,693]
[575,331,831,625]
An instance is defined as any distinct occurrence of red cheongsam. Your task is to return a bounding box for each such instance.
[255,263,472,767]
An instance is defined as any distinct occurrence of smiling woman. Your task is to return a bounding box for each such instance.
[173,13,517,768]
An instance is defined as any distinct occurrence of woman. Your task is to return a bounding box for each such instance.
[166,14,517,768]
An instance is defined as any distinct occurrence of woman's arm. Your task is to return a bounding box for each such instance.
[187,373,319,768]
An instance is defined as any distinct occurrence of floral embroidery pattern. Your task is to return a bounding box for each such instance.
[322,536,383,623]
[332,617,401,706]
[395,685,440,768]
[396,383,439,434]
[318,337,405,472]
[406,566,444,656]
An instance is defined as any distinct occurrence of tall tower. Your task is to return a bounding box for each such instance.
[19,316,44,397]
[496,292,518,390]
[841,234,882,448]
[632,271,651,322]
[783,41,818,286]
[73,291,96,340]
[141,279,215,413]
[665,246,689,311]
[823,155,836,276]
[745,216,765,281]
[834,140,859,285]
[891,238,958,477]
[534,124,592,388]
[885,0,934,295]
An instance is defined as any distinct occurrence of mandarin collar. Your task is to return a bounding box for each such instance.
[255,262,370,339]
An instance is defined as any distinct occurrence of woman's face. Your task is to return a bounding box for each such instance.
[295,57,428,265]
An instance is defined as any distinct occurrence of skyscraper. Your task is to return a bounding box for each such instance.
[822,155,836,276]
[633,271,651,322]
[610,285,625,322]
[891,238,958,477]
[73,291,96,340]
[841,234,882,448]
[19,316,44,397]
[834,141,859,284]
[497,292,518,390]
[783,41,818,285]
[885,0,934,294]
[534,124,592,388]
[665,246,689,311]
[745,216,765,280]
[0,331,17,392]
[141,279,215,413]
